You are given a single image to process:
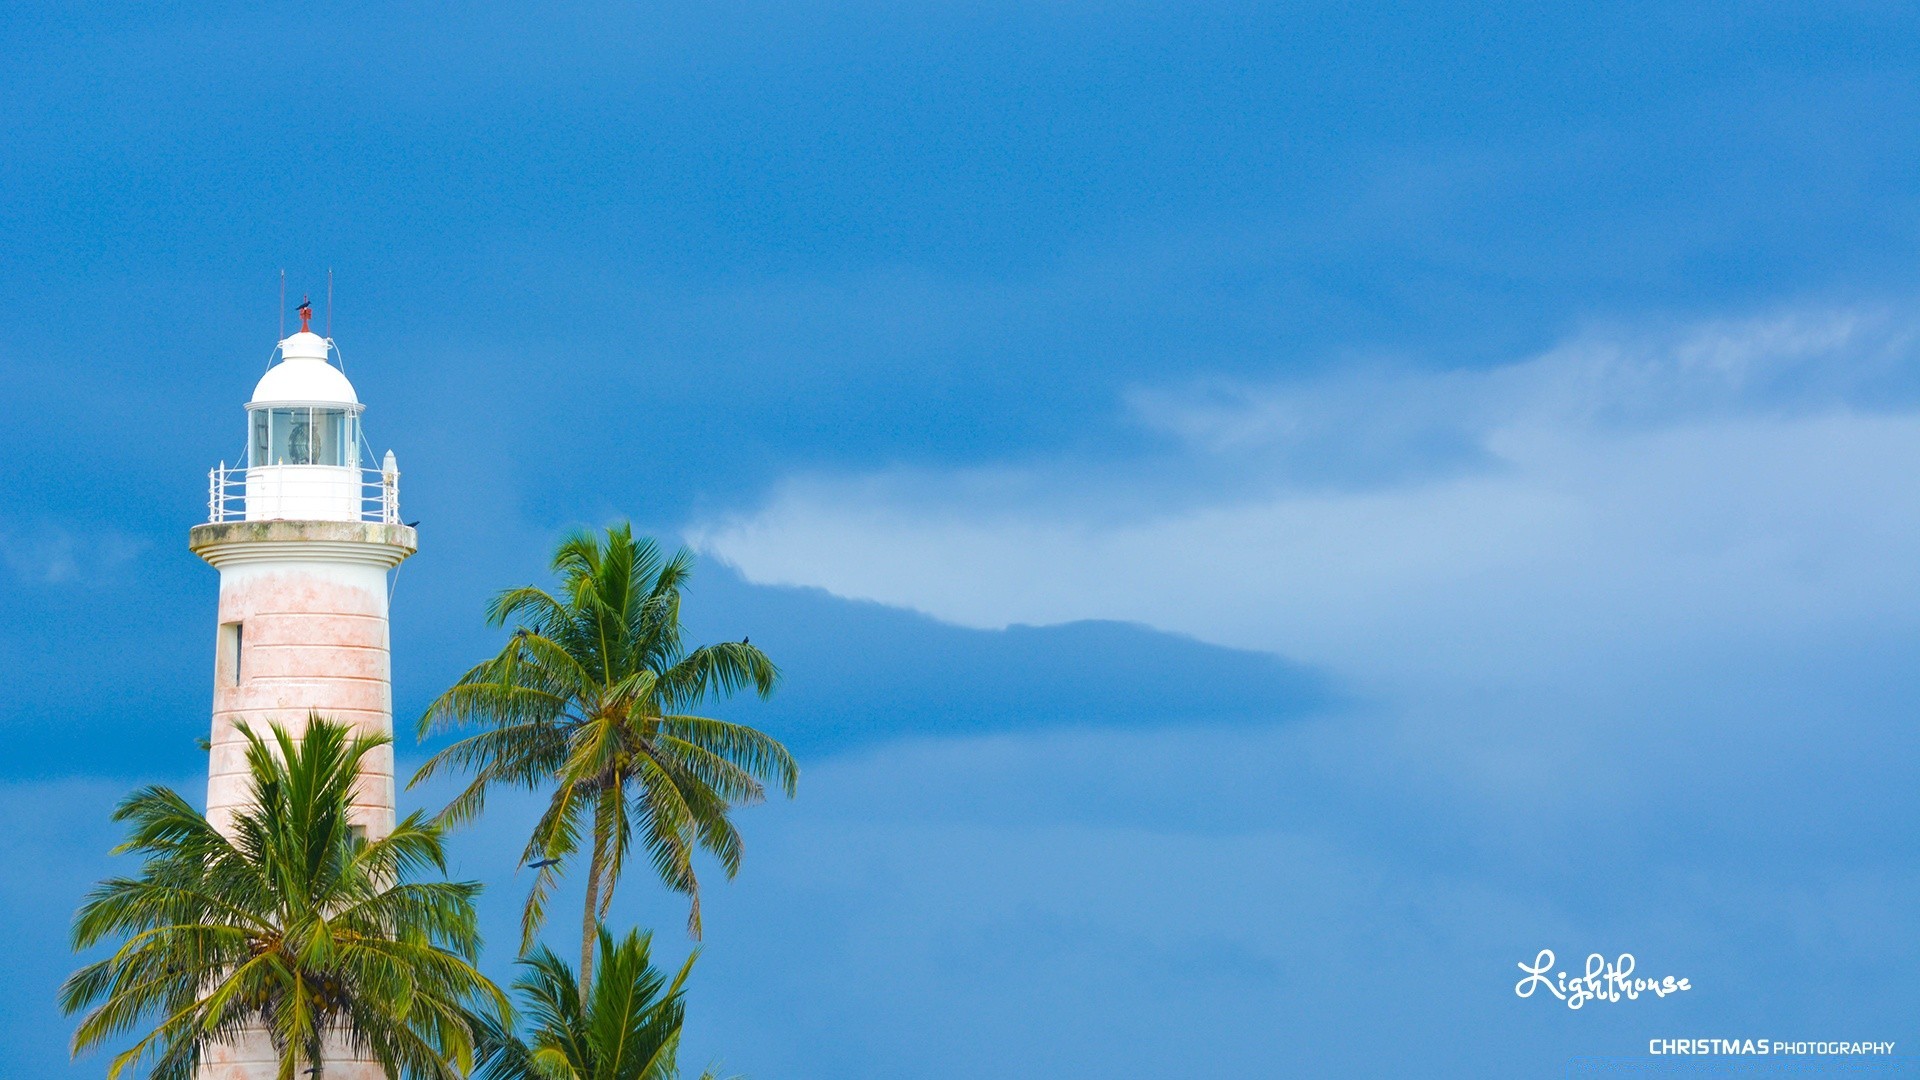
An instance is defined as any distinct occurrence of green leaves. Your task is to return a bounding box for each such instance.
[410,524,799,970]
[63,717,506,1080]
[475,928,693,1080]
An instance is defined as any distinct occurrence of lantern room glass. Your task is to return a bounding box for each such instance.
[249,407,358,468]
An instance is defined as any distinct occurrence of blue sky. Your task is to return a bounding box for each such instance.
[5,1,1920,1075]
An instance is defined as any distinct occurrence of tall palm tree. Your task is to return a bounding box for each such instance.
[472,927,695,1080]
[412,524,797,992]
[62,718,506,1080]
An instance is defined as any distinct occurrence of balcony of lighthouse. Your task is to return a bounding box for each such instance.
[208,429,402,525]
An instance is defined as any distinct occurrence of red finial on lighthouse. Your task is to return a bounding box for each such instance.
[297,296,313,333]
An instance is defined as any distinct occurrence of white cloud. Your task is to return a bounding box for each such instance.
[0,522,146,587]
[691,305,1920,691]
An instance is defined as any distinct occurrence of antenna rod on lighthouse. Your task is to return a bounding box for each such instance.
[327,268,333,338]
[279,269,286,340]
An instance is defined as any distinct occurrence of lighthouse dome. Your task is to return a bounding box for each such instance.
[250,332,360,406]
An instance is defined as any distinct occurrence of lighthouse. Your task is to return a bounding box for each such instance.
[186,313,419,1068]
[186,313,416,1078]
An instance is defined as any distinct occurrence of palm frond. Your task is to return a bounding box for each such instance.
[479,929,691,1080]
[422,525,799,964]
[64,718,501,1080]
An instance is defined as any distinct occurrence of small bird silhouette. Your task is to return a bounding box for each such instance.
[741,636,749,645]
[529,858,560,869]
[405,520,420,527]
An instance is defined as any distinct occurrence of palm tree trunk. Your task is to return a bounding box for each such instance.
[580,830,606,1001]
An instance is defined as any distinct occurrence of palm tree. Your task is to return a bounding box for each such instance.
[62,718,507,1080]
[412,524,797,992]
[472,927,697,1080]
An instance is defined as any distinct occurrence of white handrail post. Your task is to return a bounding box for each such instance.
[208,465,219,522]
[381,451,399,524]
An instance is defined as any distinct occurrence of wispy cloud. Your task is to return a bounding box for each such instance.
[0,523,145,587]
[1130,307,1912,458]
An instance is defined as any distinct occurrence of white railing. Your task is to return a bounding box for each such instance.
[207,458,401,524]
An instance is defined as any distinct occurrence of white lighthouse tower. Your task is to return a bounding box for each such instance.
[187,308,416,1080]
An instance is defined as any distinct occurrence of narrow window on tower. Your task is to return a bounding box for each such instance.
[219,621,243,686]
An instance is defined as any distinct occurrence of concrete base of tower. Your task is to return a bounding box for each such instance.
[195,1029,397,1080]
[188,518,425,1079]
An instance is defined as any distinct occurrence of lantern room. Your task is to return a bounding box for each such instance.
[247,331,362,469]
[211,327,396,524]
